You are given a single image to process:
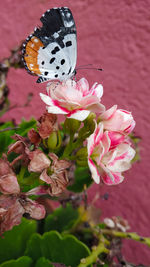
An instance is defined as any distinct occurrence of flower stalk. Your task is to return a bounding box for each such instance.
[78,235,109,267]
[101,229,150,247]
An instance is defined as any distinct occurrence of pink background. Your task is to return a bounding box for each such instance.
[0,0,150,264]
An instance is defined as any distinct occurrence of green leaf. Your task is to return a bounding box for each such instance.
[0,118,37,156]
[0,218,37,264]
[96,264,109,267]
[16,118,37,137]
[19,171,42,193]
[35,257,54,267]
[44,204,79,233]
[0,256,32,267]
[25,231,91,267]
[0,121,16,155]
[67,166,93,193]
[98,223,106,229]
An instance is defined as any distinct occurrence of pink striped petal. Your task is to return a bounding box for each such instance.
[88,158,100,184]
[108,132,125,149]
[100,105,117,120]
[91,83,103,99]
[102,171,124,185]
[76,78,89,94]
[95,123,104,144]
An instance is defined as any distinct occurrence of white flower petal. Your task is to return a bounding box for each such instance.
[47,106,68,114]
[94,84,103,99]
[40,93,53,106]
[68,110,90,121]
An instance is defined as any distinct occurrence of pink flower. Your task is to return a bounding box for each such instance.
[87,122,135,185]
[40,78,105,121]
[99,105,135,134]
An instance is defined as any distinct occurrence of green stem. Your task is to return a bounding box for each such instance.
[78,235,109,267]
[101,229,150,247]
[62,136,83,159]
[62,134,74,158]
[18,165,26,184]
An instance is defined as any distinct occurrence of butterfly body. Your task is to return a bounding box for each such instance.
[22,7,77,83]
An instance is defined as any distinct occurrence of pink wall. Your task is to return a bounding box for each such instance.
[0,0,150,264]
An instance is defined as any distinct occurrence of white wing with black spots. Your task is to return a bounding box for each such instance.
[22,7,77,83]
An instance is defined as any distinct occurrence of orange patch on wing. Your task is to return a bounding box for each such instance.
[24,36,44,75]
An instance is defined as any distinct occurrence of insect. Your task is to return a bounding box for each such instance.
[22,7,77,83]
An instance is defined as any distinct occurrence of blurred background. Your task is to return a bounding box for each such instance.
[0,0,150,264]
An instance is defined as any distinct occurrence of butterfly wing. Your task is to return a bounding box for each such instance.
[22,7,77,83]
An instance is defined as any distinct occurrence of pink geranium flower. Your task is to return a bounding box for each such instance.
[40,78,105,121]
[99,105,135,134]
[87,122,135,185]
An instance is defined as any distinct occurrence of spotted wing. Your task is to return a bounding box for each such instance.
[22,7,77,83]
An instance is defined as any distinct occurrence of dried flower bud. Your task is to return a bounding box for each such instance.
[28,129,41,146]
[0,195,24,235]
[0,158,20,194]
[28,149,51,173]
[38,112,57,139]
[39,153,71,196]
[8,134,30,166]
[20,197,46,220]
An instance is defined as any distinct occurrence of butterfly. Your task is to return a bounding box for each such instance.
[22,7,77,83]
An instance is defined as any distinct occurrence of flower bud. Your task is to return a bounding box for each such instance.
[47,131,62,150]
[76,147,88,166]
[64,118,81,134]
[84,113,96,132]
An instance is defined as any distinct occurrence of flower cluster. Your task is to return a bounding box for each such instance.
[40,77,136,185]
[0,77,136,234]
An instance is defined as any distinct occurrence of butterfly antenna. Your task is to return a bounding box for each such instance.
[77,64,93,69]
[76,64,103,71]
[76,66,103,71]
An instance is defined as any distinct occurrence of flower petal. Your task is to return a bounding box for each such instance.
[88,158,100,184]
[23,199,46,220]
[67,110,90,121]
[0,174,20,194]
[91,83,103,99]
[102,171,124,185]
[100,105,117,120]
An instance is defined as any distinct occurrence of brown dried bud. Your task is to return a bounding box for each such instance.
[28,129,41,146]
[20,197,46,220]
[8,134,30,166]
[0,195,24,235]
[39,153,71,196]
[38,112,57,139]
[28,149,51,173]
[0,158,20,194]
[0,193,46,235]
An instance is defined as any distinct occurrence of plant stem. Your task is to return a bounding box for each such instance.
[78,235,109,267]
[101,229,150,247]
[18,165,26,184]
